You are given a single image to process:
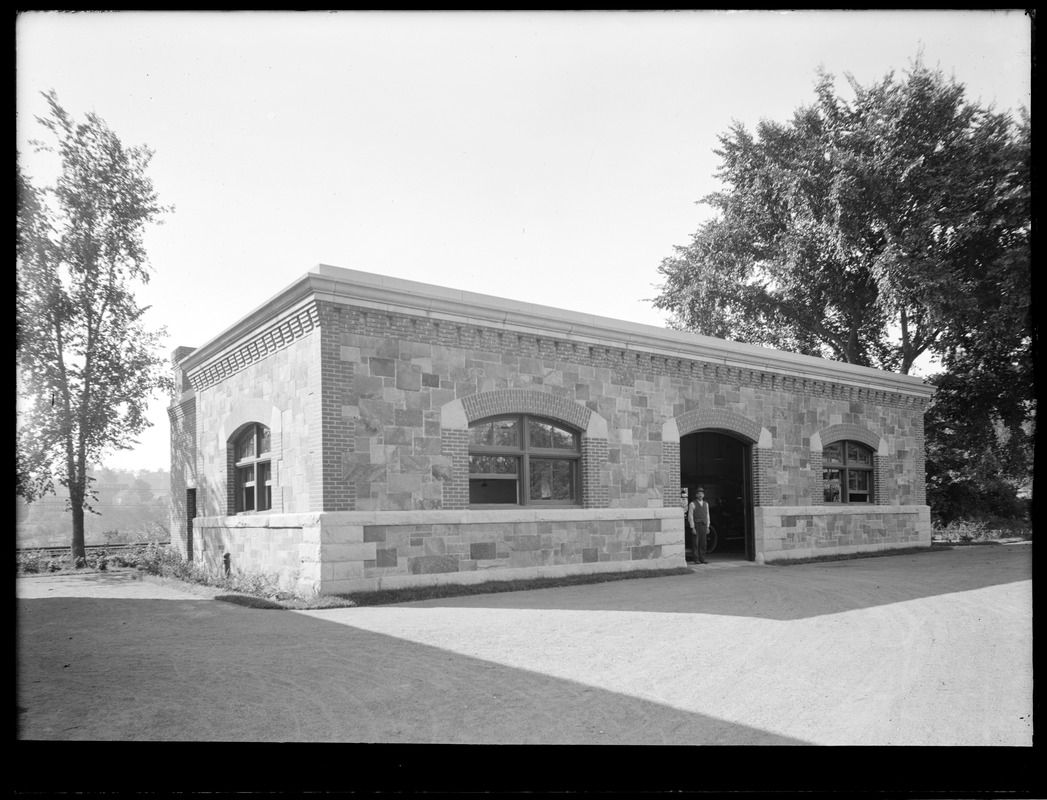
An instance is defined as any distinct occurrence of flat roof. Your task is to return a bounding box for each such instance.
[179,263,934,398]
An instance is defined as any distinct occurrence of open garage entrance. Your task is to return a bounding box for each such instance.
[681,430,755,561]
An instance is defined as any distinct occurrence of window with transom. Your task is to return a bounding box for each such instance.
[468,414,581,506]
[822,440,874,503]
[234,423,272,513]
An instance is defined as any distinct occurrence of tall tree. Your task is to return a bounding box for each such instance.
[653,59,1030,376]
[16,90,173,562]
[653,59,1032,520]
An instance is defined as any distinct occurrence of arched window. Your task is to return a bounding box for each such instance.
[234,423,272,512]
[823,440,873,504]
[468,414,581,506]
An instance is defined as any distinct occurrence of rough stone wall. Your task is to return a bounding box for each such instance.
[321,300,928,514]
[168,346,198,559]
[193,514,307,589]
[167,396,196,558]
[192,327,322,518]
[754,505,931,562]
[193,508,684,596]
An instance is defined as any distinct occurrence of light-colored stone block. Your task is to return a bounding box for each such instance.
[320,524,365,544]
[298,542,322,562]
[330,560,367,580]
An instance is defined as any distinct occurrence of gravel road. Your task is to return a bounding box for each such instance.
[16,544,1032,747]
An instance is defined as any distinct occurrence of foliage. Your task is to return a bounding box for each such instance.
[16,90,174,561]
[924,348,1033,526]
[652,57,1032,523]
[653,58,1029,375]
[932,518,1031,543]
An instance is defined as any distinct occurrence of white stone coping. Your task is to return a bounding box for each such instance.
[194,506,684,529]
[176,263,934,399]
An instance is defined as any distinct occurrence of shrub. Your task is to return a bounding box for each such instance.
[933,518,1031,543]
[16,550,48,574]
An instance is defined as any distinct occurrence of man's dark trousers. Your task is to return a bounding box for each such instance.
[695,521,708,562]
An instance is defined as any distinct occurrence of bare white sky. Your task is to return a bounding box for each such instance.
[16,10,1032,471]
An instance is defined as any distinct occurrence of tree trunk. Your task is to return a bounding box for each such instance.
[70,499,87,564]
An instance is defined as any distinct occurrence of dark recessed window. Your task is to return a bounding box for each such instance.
[235,423,272,512]
[823,441,873,503]
[468,415,581,506]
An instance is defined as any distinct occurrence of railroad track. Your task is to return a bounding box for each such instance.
[15,542,169,558]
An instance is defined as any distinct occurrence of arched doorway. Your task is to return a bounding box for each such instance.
[681,430,754,561]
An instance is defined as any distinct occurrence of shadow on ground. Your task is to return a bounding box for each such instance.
[16,593,807,746]
[395,544,1032,620]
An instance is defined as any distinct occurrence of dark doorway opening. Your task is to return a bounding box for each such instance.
[186,488,196,562]
[681,430,754,561]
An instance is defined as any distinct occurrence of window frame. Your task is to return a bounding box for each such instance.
[822,440,874,504]
[234,423,273,513]
[468,414,582,508]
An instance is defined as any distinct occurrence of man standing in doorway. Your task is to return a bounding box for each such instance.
[688,487,710,565]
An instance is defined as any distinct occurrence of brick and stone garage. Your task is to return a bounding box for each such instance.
[169,264,933,595]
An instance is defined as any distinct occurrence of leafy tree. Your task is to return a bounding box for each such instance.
[653,58,1029,375]
[16,90,173,562]
[653,59,1032,520]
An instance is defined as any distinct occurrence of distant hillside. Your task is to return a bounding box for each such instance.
[16,465,172,549]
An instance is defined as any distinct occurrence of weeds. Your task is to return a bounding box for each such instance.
[933,519,1032,544]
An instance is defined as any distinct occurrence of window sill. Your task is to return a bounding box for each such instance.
[469,503,582,510]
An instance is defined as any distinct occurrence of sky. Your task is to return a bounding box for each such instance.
[16,10,1032,472]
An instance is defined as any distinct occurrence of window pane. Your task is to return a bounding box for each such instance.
[237,429,256,460]
[258,426,271,455]
[823,469,842,502]
[823,443,842,464]
[528,420,577,450]
[530,459,576,501]
[241,465,254,483]
[848,444,872,466]
[849,470,870,492]
[468,421,494,446]
[491,419,519,447]
[243,486,255,511]
[257,462,271,511]
[470,478,518,504]
[468,419,519,447]
[469,455,518,475]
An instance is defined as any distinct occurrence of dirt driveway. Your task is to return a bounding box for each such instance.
[16,544,1032,751]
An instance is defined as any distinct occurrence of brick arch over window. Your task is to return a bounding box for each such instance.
[460,389,594,432]
[440,390,609,509]
[810,424,890,506]
[662,408,773,507]
[673,408,764,443]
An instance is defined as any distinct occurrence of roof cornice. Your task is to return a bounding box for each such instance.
[179,263,934,399]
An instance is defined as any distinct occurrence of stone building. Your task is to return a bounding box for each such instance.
[168,264,933,595]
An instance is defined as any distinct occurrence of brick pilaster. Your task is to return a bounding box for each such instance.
[752,447,774,506]
[810,449,824,505]
[441,429,470,509]
[582,437,610,508]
